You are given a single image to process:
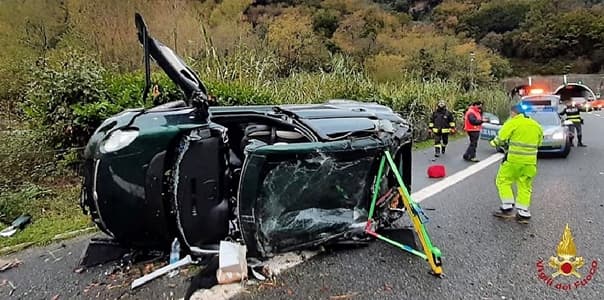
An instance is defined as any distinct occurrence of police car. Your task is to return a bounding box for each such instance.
[520,94,564,114]
[480,105,573,158]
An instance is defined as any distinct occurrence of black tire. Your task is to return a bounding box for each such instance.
[560,141,571,158]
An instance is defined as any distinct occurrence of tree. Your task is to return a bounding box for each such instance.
[313,9,341,38]
[480,32,503,53]
[267,8,329,74]
[458,0,530,40]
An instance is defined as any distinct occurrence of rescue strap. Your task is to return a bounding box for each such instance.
[365,150,443,277]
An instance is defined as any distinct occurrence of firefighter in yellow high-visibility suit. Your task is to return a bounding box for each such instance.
[489,104,543,224]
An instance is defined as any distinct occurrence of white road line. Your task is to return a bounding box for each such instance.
[411,153,504,203]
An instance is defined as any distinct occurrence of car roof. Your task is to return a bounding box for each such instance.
[521,94,560,99]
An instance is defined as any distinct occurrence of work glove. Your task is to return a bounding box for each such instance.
[489,138,497,148]
[450,128,456,134]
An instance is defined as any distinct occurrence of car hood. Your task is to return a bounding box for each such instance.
[135,13,207,101]
[542,125,562,135]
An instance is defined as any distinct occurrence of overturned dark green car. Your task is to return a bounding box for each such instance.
[80,14,413,259]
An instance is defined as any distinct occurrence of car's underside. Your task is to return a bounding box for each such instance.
[79,14,414,261]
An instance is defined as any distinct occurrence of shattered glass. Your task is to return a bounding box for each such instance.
[254,151,378,253]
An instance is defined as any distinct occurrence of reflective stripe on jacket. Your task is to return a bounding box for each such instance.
[429,108,455,133]
[464,107,482,131]
[489,114,543,165]
[563,106,582,123]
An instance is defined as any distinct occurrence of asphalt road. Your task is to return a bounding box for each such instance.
[1,113,603,300]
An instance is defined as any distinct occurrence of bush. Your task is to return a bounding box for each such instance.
[22,48,184,150]
[313,9,341,38]
[23,49,108,149]
[207,80,275,106]
[0,130,66,190]
[0,183,52,224]
[19,43,512,158]
[104,71,183,108]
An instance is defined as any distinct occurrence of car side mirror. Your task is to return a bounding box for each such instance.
[563,120,573,126]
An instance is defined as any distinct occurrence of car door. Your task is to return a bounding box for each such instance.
[169,125,231,254]
[480,113,502,140]
[237,137,387,258]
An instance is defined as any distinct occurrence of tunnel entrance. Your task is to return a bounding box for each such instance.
[553,83,597,102]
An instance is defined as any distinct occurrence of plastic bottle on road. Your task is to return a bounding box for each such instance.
[169,238,180,264]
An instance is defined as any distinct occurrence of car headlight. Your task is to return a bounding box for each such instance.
[552,131,564,140]
[101,128,139,153]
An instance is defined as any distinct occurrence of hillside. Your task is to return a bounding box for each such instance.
[2,1,603,98]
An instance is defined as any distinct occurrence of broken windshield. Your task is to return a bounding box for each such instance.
[239,139,386,257]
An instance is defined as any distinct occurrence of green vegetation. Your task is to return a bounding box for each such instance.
[0,0,601,248]
[0,129,93,249]
[433,0,604,75]
[0,183,92,249]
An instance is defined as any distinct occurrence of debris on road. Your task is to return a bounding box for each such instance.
[261,250,320,277]
[78,238,130,268]
[0,258,22,272]
[188,283,242,300]
[0,279,17,296]
[0,214,31,237]
[131,255,193,289]
[187,250,319,299]
[329,292,359,300]
[217,241,247,284]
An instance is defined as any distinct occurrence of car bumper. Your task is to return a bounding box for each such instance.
[538,138,567,153]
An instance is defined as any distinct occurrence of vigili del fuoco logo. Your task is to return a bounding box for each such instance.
[536,224,598,290]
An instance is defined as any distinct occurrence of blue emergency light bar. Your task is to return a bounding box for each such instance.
[527,106,555,113]
[517,101,556,113]
[517,101,533,113]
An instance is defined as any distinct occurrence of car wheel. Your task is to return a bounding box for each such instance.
[561,142,571,158]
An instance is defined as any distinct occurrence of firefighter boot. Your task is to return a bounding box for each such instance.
[441,145,446,154]
[434,145,441,157]
[516,209,531,224]
[493,206,515,219]
[578,135,586,147]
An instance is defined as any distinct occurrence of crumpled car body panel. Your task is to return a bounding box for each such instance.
[79,14,414,257]
[238,138,391,257]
